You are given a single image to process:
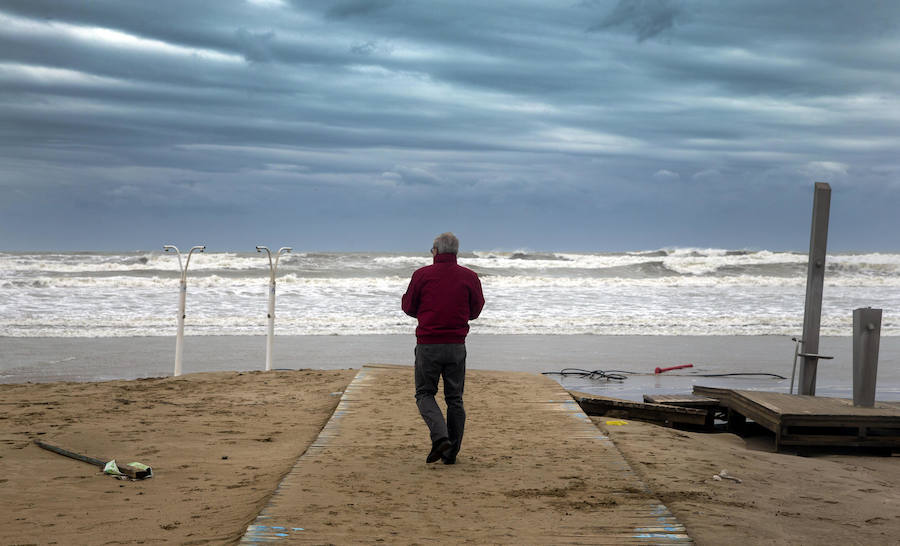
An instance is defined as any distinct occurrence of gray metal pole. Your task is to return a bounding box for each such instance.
[852,307,882,407]
[798,182,831,396]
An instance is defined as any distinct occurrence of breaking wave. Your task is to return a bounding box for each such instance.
[1,249,898,337]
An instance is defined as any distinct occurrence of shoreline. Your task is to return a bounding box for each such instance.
[2,334,899,402]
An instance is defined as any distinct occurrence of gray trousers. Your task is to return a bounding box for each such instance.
[414,343,466,458]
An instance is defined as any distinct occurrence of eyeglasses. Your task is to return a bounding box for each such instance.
[431,247,437,254]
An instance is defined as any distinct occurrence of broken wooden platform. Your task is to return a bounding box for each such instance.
[643,394,720,428]
[693,386,900,452]
[573,393,710,428]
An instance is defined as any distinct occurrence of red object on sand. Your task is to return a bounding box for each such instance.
[654,364,694,374]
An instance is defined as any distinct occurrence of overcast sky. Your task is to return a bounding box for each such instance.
[1,0,898,252]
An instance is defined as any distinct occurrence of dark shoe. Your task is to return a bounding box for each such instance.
[426,438,451,463]
[442,455,456,465]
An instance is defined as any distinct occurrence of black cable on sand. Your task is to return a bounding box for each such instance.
[542,368,786,380]
[541,368,627,381]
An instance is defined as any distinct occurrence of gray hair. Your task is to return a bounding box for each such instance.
[433,232,459,255]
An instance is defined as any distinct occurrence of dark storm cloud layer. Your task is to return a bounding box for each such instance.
[588,0,685,41]
[0,0,898,250]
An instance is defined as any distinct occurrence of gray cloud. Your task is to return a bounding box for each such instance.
[235,28,277,63]
[324,0,396,20]
[350,41,378,56]
[587,0,685,41]
[0,1,898,250]
[382,165,444,186]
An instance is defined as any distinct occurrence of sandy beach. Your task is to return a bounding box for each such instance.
[2,365,898,545]
[593,417,900,544]
[0,370,356,544]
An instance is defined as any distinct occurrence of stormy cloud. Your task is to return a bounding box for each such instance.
[1,1,898,251]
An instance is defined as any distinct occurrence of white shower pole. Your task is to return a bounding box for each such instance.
[164,244,205,377]
[257,246,291,371]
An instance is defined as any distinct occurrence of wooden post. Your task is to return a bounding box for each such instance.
[34,440,152,479]
[853,307,882,407]
[798,182,831,396]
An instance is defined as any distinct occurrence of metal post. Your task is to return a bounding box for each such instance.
[164,245,205,377]
[853,307,882,407]
[257,246,291,371]
[175,280,186,376]
[798,182,831,396]
[789,337,801,395]
[266,280,275,371]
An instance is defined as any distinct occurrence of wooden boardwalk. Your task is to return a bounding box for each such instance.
[693,386,900,452]
[241,365,691,544]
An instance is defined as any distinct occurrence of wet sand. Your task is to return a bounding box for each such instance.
[3,335,899,401]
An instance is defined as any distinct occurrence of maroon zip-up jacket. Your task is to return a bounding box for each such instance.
[402,253,485,344]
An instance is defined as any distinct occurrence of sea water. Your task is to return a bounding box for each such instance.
[1,248,897,338]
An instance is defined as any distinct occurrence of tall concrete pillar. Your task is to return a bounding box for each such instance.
[853,307,882,407]
[798,182,831,396]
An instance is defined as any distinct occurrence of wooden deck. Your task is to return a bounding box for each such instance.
[693,386,900,452]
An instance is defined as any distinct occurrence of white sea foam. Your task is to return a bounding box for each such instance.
[6,271,900,293]
[1,250,898,337]
[3,249,898,276]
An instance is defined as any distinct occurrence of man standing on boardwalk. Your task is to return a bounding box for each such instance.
[402,232,485,464]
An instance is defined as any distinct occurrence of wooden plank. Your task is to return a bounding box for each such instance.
[779,434,900,448]
[692,386,735,404]
[721,395,780,431]
[35,440,107,468]
[694,387,900,418]
[578,395,708,416]
[730,390,900,416]
[643,394,720,407]
[724,391,785,415]
[576,396,708,426]
[782,415,900,427]
[644,394,720,428]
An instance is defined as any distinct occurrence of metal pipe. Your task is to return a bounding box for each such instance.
[789,337,801,395]
[789,337,834,395]
[164,244,205,377]
[257,246,291,371]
